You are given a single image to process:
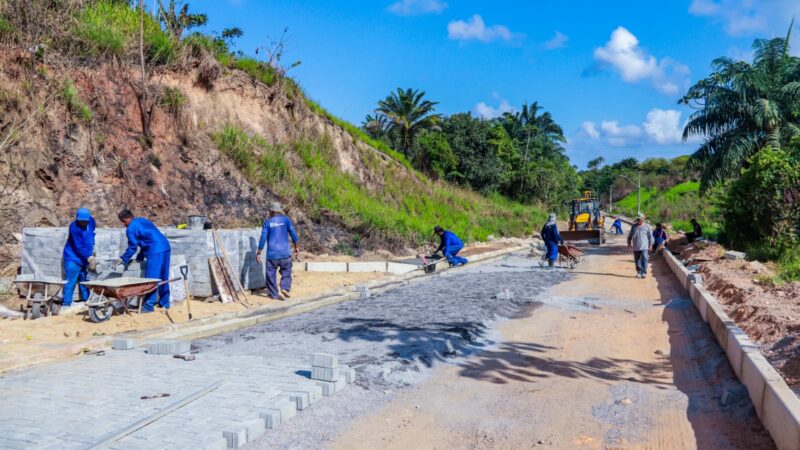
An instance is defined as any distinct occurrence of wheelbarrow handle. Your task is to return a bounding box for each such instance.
[159,277,182,287]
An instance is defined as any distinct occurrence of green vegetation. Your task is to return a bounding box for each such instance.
[60,78,92,124]
[0,15,14,40]
[159,86,186,115]
[73,1,177,64]
[213,124,544,245]
[615,182,720,237]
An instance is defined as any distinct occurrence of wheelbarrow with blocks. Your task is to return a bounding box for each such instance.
[13,275,66,320]
[81,277,179,323]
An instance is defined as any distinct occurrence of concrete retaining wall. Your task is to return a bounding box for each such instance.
[663,250,800,450]
[21,228,267,298]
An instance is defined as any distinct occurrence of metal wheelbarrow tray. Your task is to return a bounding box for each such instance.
[81,277,175,323]
[558,244,585,269]
[13,276,66,320]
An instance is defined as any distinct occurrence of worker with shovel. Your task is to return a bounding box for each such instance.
[116,209,172,312]
[434,226,468,267]
[256,201,299,300]
[61,208,96,308]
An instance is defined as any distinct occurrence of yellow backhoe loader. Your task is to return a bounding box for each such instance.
[560,191,605,245]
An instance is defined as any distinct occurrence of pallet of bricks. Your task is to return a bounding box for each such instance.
[310,353,356,396]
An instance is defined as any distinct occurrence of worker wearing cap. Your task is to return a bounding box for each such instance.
[434,226,468,267]
[256,202,299,300]
[627,213,654,279]
[540,213,564,267]
[61,208,96,307]
[116,209,172,312]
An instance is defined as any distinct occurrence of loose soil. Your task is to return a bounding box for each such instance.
[669,237,800,392]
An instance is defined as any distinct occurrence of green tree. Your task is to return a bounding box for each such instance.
[375,88,440,157]
[587,156,605,171]
[158,0,207,38]
[415,132,457,179]
[680,27,800,190]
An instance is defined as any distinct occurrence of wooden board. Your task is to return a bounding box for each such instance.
[208,258,234,304]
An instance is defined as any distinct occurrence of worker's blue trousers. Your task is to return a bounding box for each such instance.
[613,224,624,235]
[445,245,468,266]
[266,257,293,299]
[62,260,90,306]
[143,251,171,312]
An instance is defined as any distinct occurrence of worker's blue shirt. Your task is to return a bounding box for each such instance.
[63,218,96,265]
[436,230,464,256]
[258,215,299,260]
[613,219,623,228]
[540,223,563,245]
[121,218,171,264]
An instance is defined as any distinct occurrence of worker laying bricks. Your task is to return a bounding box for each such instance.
[256,201,299,300]
[434,226,468,267]
[116,209,172,312]
[61,208,96,309]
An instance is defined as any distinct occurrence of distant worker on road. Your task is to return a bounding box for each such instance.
[434,226,468,267]
[685,218,703,243]
[117,209,172,312]
[540,213,564,268]
[653,223,667,252]
[610,217,624,235]
[62,208,96,308]
[256,201,299,300]
[627,213,653,279]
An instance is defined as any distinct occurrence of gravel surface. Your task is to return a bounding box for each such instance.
[193,254,571,449]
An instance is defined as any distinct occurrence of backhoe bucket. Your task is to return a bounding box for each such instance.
[560,229,604,245]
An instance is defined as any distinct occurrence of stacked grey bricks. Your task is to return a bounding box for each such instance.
[310,353,355,396]
[21,227,268,298]
[112,338,137,350]
[146,340,191,355]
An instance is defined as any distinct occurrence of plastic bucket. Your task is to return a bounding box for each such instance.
[187,215,206,230]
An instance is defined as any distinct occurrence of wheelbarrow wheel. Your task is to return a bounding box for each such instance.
[29,305,41,320]
[568,259,578,270]
[88,304,114,323]
[50,301,61,316]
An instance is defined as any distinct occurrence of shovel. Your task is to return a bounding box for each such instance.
[180,265,193,320]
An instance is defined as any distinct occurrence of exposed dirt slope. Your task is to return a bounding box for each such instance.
[0,48,418,273]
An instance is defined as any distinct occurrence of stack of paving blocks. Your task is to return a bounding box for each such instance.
[310,353,356,396]
[146,339,192,355]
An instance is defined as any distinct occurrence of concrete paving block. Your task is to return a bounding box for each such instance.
[288,392,310,410]
[222,428,247,449]
[311,353,338,368]
[725,326,759,379]
[342,365,356,384]
[259,410,281,429]
[387,262,417,275]
[306,262,348,272]
[348,262,388,273]
[314,379,338,396]
[244,418,264,442]
[725,250,747,260]
[146,339,191,355]
[762,381,800,450]
[275,399,297,421]
[741,351,784,418]
[112,338,136,350]
[307,384,323,402]
[202,438,228,450]
[312,366,340,382]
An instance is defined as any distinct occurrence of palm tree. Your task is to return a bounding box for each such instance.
[375,88,440,157]
[158,0,208,38]
[680,25,800,190]
[362,114,389,140]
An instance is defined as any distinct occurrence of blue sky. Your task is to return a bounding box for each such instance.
[187,0,799,169]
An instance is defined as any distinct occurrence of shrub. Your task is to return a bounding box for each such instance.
[148,152,162,168]
[0,15,15,41]
[160,86,186,115]
[60,78,92,124]
[73,1,177,64]
[234,58,277,87]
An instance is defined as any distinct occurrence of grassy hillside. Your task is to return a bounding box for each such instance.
[614,181,721,236]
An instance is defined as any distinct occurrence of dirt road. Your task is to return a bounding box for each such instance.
[324,235,774,449]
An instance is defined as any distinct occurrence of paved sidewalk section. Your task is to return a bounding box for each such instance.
[0,348,337,449]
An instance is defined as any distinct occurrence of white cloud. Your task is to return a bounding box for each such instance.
[688,0,792,36]
[448,15,517,43]
[581,108,698,147]
[581,121,600,139]
[388,0,447,16]
[544,31,569,50]
[592,26,690,95]
[475,94,514,119]
[643,109,683,144]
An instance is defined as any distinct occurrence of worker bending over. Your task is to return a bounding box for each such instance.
[62,208,96,308]
[611,217,624,235]
[540,213,564,267]
[434,226,468,267]
[256,202,299,300]
[117,209,172,312]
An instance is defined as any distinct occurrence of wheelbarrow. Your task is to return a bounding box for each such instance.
[558,244,585,269]
[13,275,66,320]
[81,277,179,323]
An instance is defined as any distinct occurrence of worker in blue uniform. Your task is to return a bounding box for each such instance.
[116,209,171,312]
[540,213,564,267]
[62,208,96,307]
[256,201,299,300]
[611,217,624,235]
[434,226,468,267]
